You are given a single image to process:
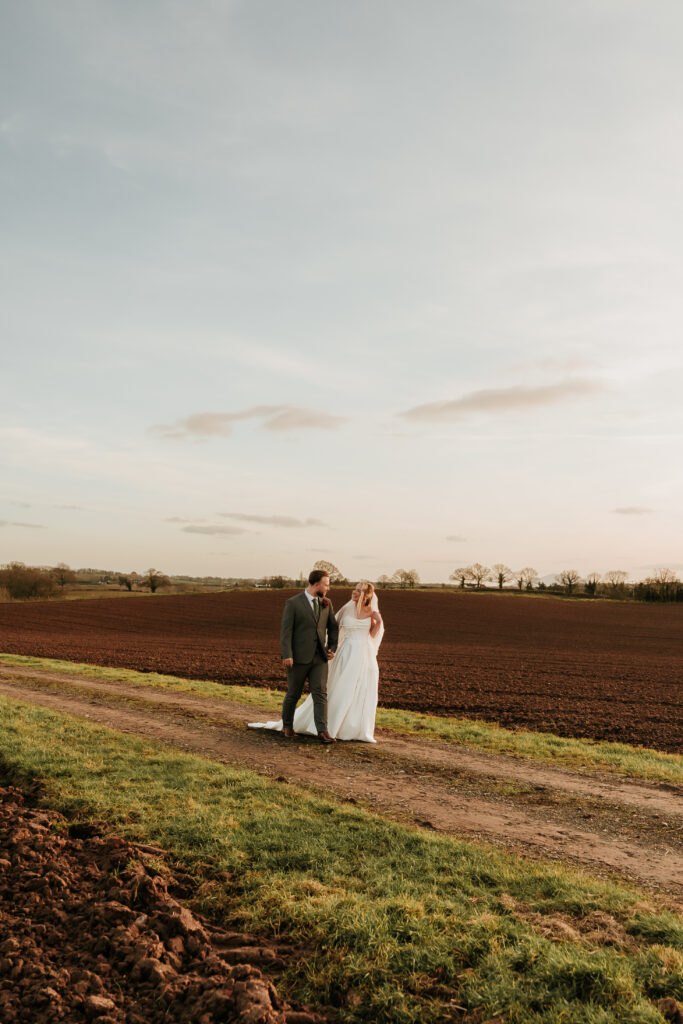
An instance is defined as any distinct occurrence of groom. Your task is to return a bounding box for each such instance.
[281,569,339,744]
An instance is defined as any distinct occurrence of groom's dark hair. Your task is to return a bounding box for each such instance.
[308,569,329,585]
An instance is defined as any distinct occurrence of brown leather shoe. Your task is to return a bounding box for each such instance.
[283,727,295,739]
[318,731,336,744]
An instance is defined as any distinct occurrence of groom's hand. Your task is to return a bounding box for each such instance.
[326,649,335,660]
[283,658,293,668]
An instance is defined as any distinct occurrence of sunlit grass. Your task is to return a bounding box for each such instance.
[0,694,681,1024]
[2,652,681,787]
[374,707,683,787]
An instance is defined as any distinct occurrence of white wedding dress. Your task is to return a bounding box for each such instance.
[248,598,384,743]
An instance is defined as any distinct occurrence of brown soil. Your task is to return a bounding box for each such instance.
[0,590,680,752]
[0,783,324,1024]
[1,664,682,904]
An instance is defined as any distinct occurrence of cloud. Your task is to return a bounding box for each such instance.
[263,408,345,432]
[150,406,347,439]
[0,426,206,492]
[510,356,602,374]
[219,513,327,528]
[0,520,45,529]
[6,500,82,511]
[181,524,247,536]
[165,516,204,523]
[400,378,605,422]
[234,344,330,385]
[612,506,653,515]
[446,535,466,542]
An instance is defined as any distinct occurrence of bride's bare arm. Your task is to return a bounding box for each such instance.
[369,611,382,638]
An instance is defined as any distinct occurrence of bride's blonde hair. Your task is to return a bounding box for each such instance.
[355,580,374,614]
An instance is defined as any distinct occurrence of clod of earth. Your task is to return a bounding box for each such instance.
[0,785,324,1024]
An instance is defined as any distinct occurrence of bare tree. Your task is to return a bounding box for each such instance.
[392,568,420,588]
[51,562,76,588]
[312,560,347,584]
[467,563,491,589]
[449,568,469,589]
[557,569,581,595]
[636,568,682,603]
[604,570,628,591]
[118,573,136,592]
[145,569,171,594]
[652,567,679,584]
[376,574,391,587]
[519,567,539,591]
[651,567,681,600]
[491,564,513,590]
[584,571,601,597]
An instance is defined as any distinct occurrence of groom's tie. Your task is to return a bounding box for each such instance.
[313,597,320,620]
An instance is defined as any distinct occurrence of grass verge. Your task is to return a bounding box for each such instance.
[0,694,682,1024]
[2,652,682,787]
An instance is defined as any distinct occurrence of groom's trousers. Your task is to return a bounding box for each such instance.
[282,653,328,734]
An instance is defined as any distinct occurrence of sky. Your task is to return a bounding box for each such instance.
[1,0,682,583]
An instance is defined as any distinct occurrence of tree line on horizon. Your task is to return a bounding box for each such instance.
[1,559,681,603]
[0,562,170,601]
[264,560,683,603]
[442,563,682,602]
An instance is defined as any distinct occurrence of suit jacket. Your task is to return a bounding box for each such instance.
[280,592,339,664]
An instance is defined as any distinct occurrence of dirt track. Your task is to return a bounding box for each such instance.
[1,590,680,751]
[1,664,682,902]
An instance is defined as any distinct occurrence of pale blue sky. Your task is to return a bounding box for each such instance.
[2,1,682,580]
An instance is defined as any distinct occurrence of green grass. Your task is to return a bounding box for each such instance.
[2,652,682,787]
[373,708,683,787]
[0,694,681,1024]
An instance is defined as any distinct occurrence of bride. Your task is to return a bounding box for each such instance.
[249,582,384,743]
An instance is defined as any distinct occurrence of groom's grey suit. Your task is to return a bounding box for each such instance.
[280,592,339,734]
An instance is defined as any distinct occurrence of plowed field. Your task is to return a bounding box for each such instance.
[0,590,681,752]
